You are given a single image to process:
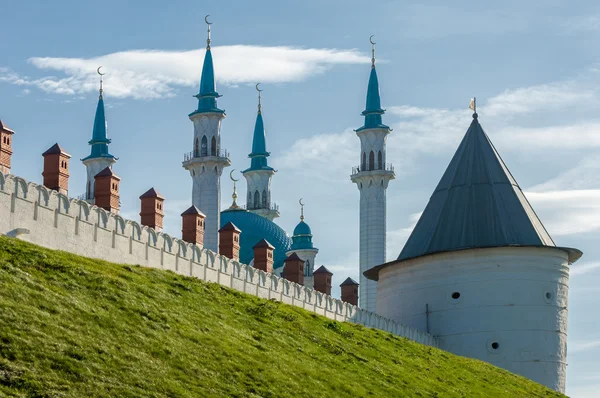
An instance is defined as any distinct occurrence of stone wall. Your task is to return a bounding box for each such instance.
[0,172,438,348]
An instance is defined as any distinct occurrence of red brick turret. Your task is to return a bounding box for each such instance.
[139,188,164,231]
[94,167,120,213]
[0,120,15,175]
[253,239,275,273]
[283,252,304,285]
[42,143,71,195]
[313,265,333,295]
[340,277,359,306]
[181,205,206,246]
[218,221,241,260]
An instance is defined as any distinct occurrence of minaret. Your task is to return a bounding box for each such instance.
[286,199,318,288]
[81,67,117,203]
[183,15,231,253]
[350,37,395,312]
[242,84,279,221]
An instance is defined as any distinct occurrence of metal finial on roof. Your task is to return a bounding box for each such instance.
[369,35,376,68]
[299,198,305,221]
[229,169,240,209]
[97,66,105,98]
[256,83,263,114]
[205,15,212,49]
[469,97,477,118]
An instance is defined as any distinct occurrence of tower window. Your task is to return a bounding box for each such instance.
[452,292,460,299]
[491,342,499,350]
[378,151,383,170]
[262,189,267,208]
[195,138,199,157]
[211,136,217,156]
[369,151,375,170]
[361,152,366,170]
[201,136,208,157]
[254,190,260,209]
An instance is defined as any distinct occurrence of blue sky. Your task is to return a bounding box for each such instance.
[2,0,600,395]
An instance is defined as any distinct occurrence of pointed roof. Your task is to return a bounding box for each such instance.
[243,95,274,173]
[191,48,224,115]
[0,120,14,133]
[139,188,164,200]
[340,277,359,286]
[82,93,116,162]
[356,65,389,132]
[313,265,332,275]
[42,143,71,158]
[219,221,241,233]
[253,238,275,250]
[285,252,303,262]
[365,114,581,281]
[181,205,206,217]
[94,166,120,180]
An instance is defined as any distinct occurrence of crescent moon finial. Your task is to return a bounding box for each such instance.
[97,66,105,76]
[255,83,262,92]
[256,83,263,112]
[204,15,212,49]
[369,35,376,68]
[369,35,376,45]
[229,169,240,182]
[299,198,305,221]
[204,15,212,25]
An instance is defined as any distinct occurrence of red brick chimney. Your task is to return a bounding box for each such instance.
[253,239,275,273]
[94,167,120,213]
[181,205,206,246]
[218,221,241,260]
[313,265,333,295]
[340,277,359,306]
[0,120,15,175]
[283,252,305,286]
[42,143,71,195]
[139,188,164,231]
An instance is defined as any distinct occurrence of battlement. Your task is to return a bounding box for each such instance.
[0,172,438,347]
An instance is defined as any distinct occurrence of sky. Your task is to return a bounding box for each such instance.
[1,0,600,395]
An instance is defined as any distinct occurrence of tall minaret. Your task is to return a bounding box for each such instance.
[81,67,117,202]
[350,37,395,312]
[242,84,279,221]
[183,16,230,253]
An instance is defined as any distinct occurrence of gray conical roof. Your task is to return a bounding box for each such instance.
[397,114,577,262]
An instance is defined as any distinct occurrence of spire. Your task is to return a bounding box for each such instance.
[192,15,224,115]
[299,198,304,221]
[357,36,388,132]
[228,169,241,210]
[82,67,115,161]
[243,84,273,172]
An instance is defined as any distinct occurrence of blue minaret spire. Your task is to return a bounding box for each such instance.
[357,37,389,132]
[245,84,273,172]
[191,16,224,115]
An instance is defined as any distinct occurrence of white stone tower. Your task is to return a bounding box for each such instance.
[242,84,279,221]
[286,199,319,288]
[350,38,395,312]
[81,70,117,203]
[365,109,582,393]
[182,17,230,253]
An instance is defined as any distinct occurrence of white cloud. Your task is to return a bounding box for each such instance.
[570,340,600,353]
[571,262,600,277]
[0,46,368,99]
[529,157,600,192]
[386,212,422,262]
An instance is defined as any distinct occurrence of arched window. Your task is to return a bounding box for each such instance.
[369,151,375,170]
[201,136,208,157]
[361,152,366,170]
[194,138,199,157]
[378,151,383,170]
[87,181,91,199]
[262,189,267,208]
[211,136,217,156]
[254,191,260,209]
[247,192,252,207]
[305,260,310,276]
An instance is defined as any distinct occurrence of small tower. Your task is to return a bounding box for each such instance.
[81,68,117,203]
[94,167,120,213]
[242,84,279,221]
[181,205,206,246]
[340,278,359,306]
[0,120,15,175]
[218,221,241,261]
[283,252,304,286]
[42,143,71,195]
[286,199,318,288]
[253,238,275,273]
[313,265,333,295]
[139,188,165,231]
[350,37,395,312]
[183,16,230,253]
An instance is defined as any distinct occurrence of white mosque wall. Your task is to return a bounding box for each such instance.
[376,246,570,393]
[0,172,438,348]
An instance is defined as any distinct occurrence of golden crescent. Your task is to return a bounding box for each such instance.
[255,83,262,92]
[229,169,239,182]
[299,198,304,206]
[205,15,212,25]
[369,35,376,45]
[97,66,105,76]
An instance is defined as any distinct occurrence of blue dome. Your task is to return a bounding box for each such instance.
[293,221,312,236]
[221,209,292,270]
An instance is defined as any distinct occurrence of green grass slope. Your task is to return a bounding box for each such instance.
[0,236,562,398]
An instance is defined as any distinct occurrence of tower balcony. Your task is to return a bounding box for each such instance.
[350,163,395,183]
[244,202,279,212]
[182,149,231,169]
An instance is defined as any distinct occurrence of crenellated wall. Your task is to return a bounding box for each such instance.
[0,172,438,348]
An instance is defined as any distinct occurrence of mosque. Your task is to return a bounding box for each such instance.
[0,17,583,393]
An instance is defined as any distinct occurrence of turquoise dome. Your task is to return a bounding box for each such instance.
[293,221,311,236]
[291,221,315,250]
[221,209,292,270]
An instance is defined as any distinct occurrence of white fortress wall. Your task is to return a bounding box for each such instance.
[0,172,437,348]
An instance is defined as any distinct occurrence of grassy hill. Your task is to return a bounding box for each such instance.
[0,236,563,397]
